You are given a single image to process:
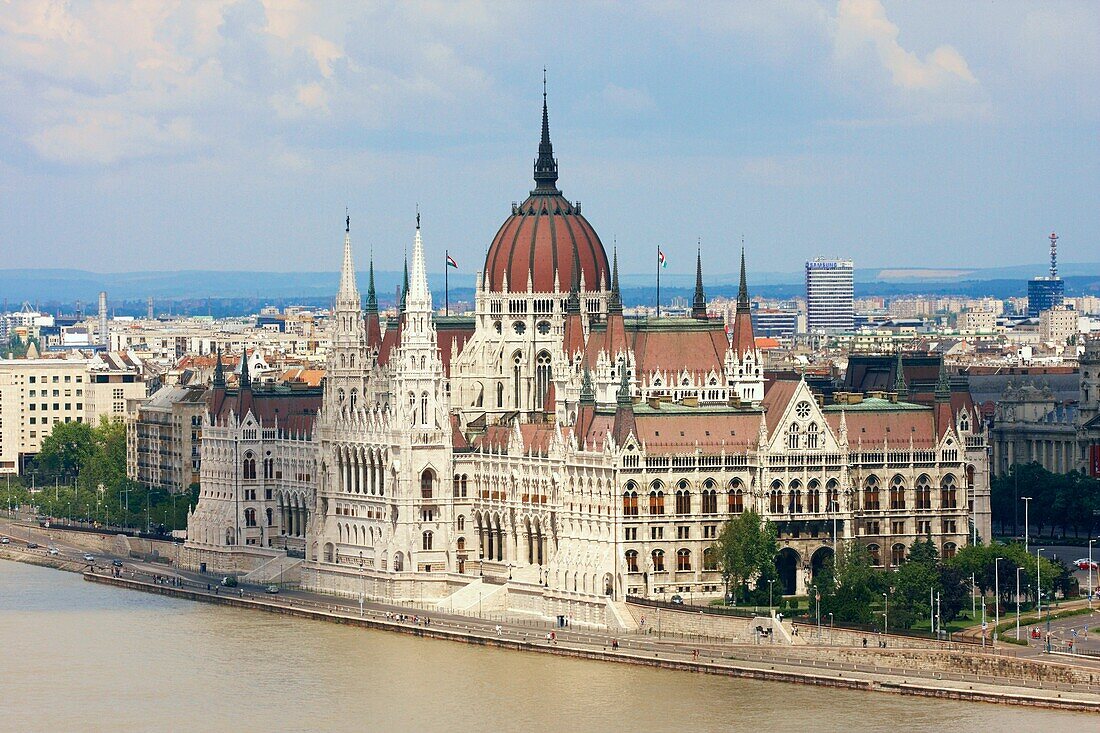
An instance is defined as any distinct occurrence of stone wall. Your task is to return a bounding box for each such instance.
[624,602,759,640]
[751,643,1100,686]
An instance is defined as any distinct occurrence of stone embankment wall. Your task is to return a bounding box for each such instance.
[751,644,1099,686]
[623,603,757,639]
[81,573,1100,714]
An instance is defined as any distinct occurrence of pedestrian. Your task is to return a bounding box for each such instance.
[862,637,867,648]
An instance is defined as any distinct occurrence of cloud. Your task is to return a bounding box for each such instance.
[28,109,197,164]
[833,0,977,91]
[601,83,655,114]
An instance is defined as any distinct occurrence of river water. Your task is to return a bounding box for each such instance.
[0,560,1092,732]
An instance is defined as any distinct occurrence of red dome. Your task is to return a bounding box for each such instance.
[485,193,609,293]
[483,89,610,294]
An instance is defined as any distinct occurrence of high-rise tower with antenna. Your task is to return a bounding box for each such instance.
[1028,231,1065,316]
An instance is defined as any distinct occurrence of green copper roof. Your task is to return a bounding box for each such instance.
[822,397,929,412]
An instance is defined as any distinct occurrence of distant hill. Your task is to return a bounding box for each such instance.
[3,263,1099,316]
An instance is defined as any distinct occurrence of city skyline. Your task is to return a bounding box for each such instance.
[1,1,1097,276]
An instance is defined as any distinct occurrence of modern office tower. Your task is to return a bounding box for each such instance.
[805,258,854,332]
[1027,231,1064,317]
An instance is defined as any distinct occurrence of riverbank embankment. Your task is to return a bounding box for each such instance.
[82,571,1100,713]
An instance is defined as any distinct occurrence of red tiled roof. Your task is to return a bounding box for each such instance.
[762,380,800,436]
[633,413,759,454]
[823,409,938,448]
[631,326,728,376]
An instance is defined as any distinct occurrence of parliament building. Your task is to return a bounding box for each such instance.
[184,93,991,627]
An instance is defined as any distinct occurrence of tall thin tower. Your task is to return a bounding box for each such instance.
[98,291,108,348]
[1049,231,1058,279]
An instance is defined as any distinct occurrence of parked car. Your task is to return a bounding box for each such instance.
[112,559,124,568]
[220,576,238,587]
[670,594,684,605]
[265,585,280,594]
[47,547,59,556]
[83,553,95,563]
[1074,558,1099,570]
[0,536,9,544]
[26,542,39,549]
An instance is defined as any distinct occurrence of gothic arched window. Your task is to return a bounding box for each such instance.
[535,351,552,410]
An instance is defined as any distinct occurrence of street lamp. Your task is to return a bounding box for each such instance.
[882,592,889,635]
[1089,538,1096,610]
[767,579,775,617]
[994,556,1003,649]
[1015,566,1023,641]
[1020,496,1032,553]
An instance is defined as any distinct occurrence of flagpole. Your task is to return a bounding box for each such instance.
[656,245,661,319]
[445,249,450,317]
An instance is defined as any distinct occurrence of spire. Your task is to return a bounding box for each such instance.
[337,215,359,303]
[366,254,378,314]
[935,356,950,401]
[609,246,622,314]
[566,238,581,313]
[616,365,631,405]
[400,252,409,311]
[213,345,225,389]
[580,363,595,404]
[533,69,559,194]
[239,348,251,390]
[893,349,908,398]
[692,246,707,319]
[737,246,750,313]
[408,211,431,307]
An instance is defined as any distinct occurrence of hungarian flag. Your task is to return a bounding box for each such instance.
[446,254,458,269]
[658,249,667,268]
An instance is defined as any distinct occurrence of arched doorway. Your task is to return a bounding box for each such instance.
[776,547,800,596]
[810,546,834,582]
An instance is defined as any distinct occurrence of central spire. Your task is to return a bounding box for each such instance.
[533,69,560,194]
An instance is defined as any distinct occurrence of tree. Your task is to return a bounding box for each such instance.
[889,537,940,629]
[713,508,778,604]
[818,544,886,625]
[34,421,96,483]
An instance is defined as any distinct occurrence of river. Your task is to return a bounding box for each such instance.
[0,560,1092,732]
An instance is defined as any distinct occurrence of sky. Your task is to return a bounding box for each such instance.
[0,0,1097,280]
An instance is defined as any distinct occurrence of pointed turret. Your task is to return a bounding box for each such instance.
[212,345,225,389]
[365,255,382,351]
[935,356,950,401]
[400,253,409,312]
[934,356,954,436]
[580,364,595,405]
[604,246,628,357]
[409,213,431,305]
[533,70,559,194]
[608,246,622,315]
[612,366,636,446]
[337,216,359,308]
[729,247,757,358]
[692,247,707,319]
[562,238,585,358]
[893,349,908,398]
[366,256,378,314]
[238,348,250,389]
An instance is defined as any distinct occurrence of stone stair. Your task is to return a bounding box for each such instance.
[436,578,508,613]
[605,600,639,631]
[242,555,302,585]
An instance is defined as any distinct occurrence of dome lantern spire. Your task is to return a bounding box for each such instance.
[533,69,559,194]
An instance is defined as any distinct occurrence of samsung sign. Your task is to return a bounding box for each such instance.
[806,261,852,270]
